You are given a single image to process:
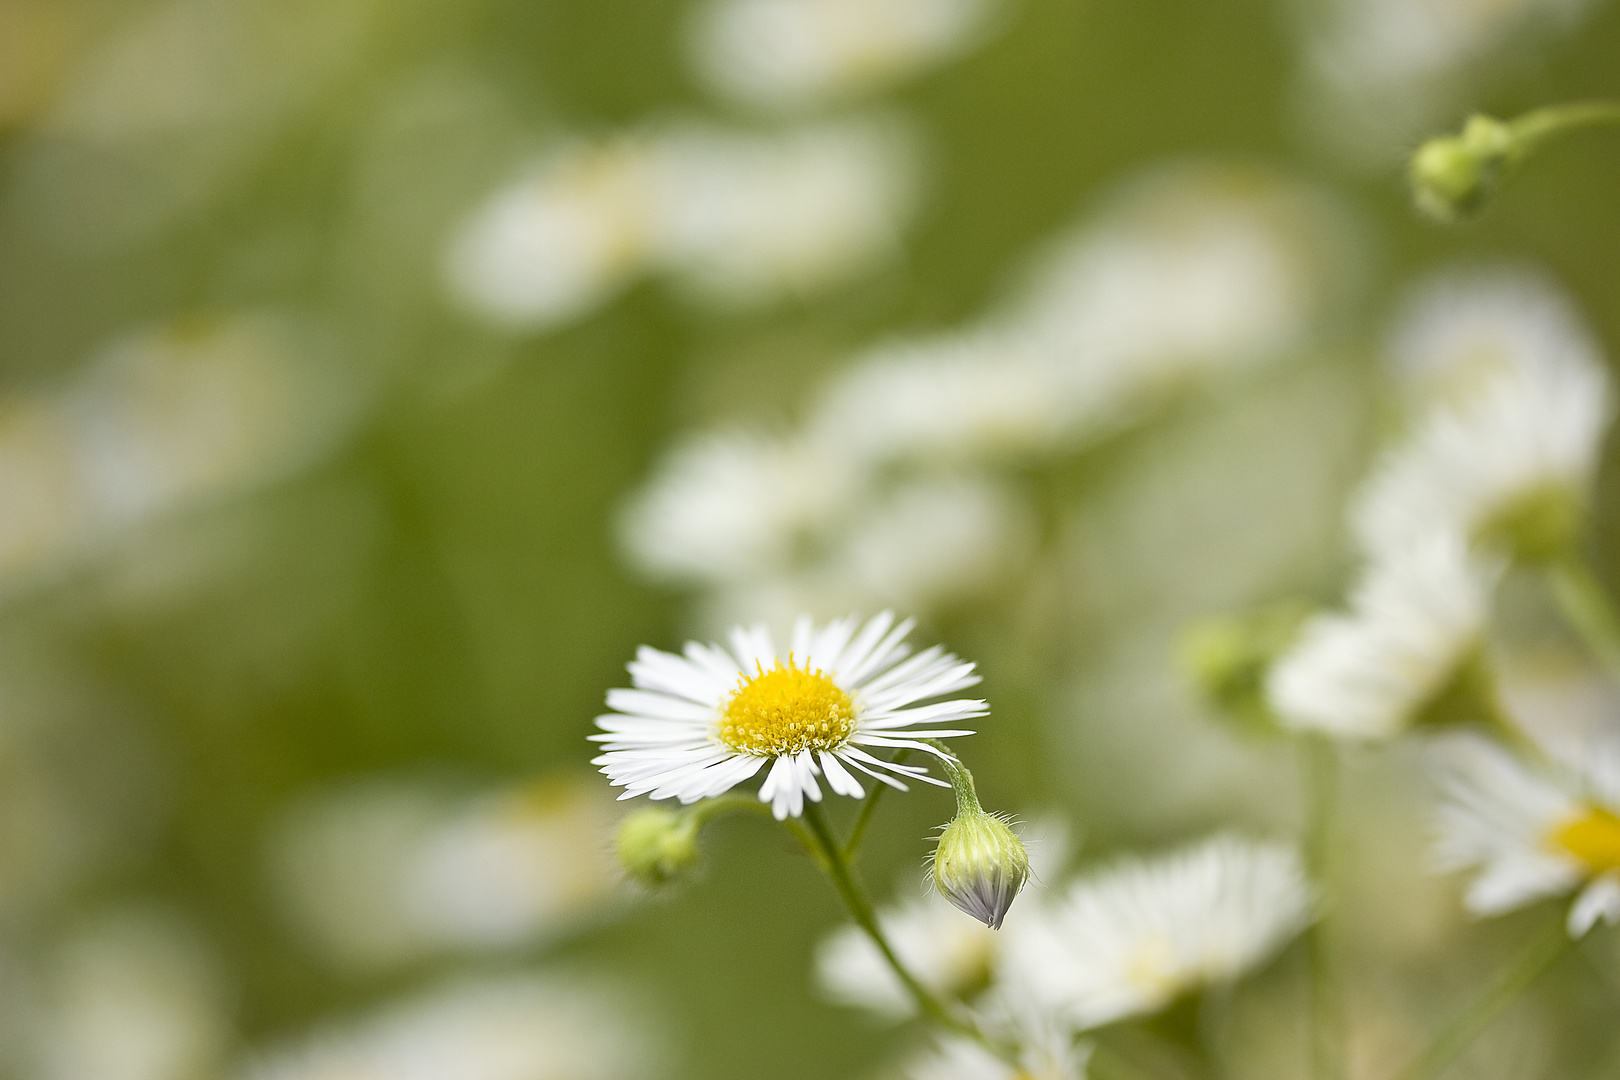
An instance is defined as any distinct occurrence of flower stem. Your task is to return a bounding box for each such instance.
[1389,917,1570,1080]
[1546,554,1620,688]
[1302,736,1344,1080]
[1506,101,1620,152]
[799,801,991,1046]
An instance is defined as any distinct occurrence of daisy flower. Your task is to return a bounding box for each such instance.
[591,611,986,819]
[1352,279,1612,562]
[1428,731,1620,936]
[1265,533,1497,740]
[998,835,1311,1030]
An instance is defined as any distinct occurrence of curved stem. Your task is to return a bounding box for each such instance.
[1507,102,1620,153]
[1546,554,1620,688]
[1302,736,1344,1080]
[799,801,994,1047]
[1389,917,1570,1080]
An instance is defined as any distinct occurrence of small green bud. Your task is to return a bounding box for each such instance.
[615,806,700,887]
[1178,601,1311,734]
[1410,114,1517,223]
[931,807,1030,930]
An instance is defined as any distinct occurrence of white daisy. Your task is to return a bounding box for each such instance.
[685,0,1002,113]
[616,429,863,588]
[906,1031,1090,1080]
[998,834,1312,1030]
[234,972,660,1080]
[1429,730,1620,936]
[1386,267,1605,409]
[816,891,998,1020]
[1265,533,1497,740]
[591,611,985,819]
[1353,283,1613,562]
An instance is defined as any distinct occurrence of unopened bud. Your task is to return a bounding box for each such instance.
[1410,114,1517,223]
[615,806,700,887]
[931,807,1030,930]
[1178,601,1310,734]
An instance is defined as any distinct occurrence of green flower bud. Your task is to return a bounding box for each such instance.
[1409,114,1517,223]
[615,806,700,887]
[931,807,1030,930]
[1178,601,1310,734]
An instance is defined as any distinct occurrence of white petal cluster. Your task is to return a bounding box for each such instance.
[446,114,918,330]
[815,892,997,1019]
[24,909,232,1080]
[592,611,985,819]
[1300,0,1598,160]
[1428,731,1620,936]
[1266,534,1496,739]
[234,972,660,1080]
[997,834,1312,1030]
[1353,268,1613,559]
[620,164,1349,620]
[686,0,1002,112]
[268,775,619,973]
[0,313,363,592]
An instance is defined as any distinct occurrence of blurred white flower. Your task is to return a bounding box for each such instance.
[618,429,863,587]
[68,314,363,530]
[0,313,361,595]
[269,774,619,973]
[686,0,1003,112]
[27,908,232,1080]
[998,834,1311,1030]
[444,137,660,329]
[1354,274,1613,562]
[816,892,997,1019]
[235,971,662,1080]
[808,330,1070,468]
[1266,535,1496,740]
[592,611,982,819]
[1428,730,1620,936]
[1298,0,1596,161]
[447,115,919,329]
[905,1031,1090,1080]
[1386,267,1607,409]
[646,115,918,307]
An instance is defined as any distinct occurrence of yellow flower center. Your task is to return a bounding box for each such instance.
[1549,804,1620,874]
[717,658,856,758]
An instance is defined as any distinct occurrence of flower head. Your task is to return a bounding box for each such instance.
[1265,534,1497,740]
[998,835,1311,1030]
[932,805,1030,930]
[591,612,985,819]
[1428,731,1620,936]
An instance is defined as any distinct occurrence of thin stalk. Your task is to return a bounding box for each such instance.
[1302,736,1343,1080]
[843,749,912,861]
[799,801,992,1047]
[1507,102,1620,151]
[1199,983,1233,1080]
[1390,917,1570,1080]
[1546,555,1620,688]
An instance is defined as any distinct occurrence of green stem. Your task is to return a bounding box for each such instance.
[842,749,911,861]
[799,801,992,1047]
[922,738,983,814]
[1198,983,1233,1080]
[1389,917,1570,1080]
[1506,101,1620,153]
[1302,736,1344,1080]
[1546,554,1620,688]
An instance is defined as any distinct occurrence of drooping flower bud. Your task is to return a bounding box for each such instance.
[614,806,700,887]
[931,805,1030,930]
[1409,114,1517,223]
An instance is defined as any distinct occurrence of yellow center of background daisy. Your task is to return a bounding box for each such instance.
[718,659,857,758]
[1549,804,1620,873]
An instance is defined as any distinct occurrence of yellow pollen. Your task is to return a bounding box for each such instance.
[1549,804,1620,874]
[718,657,856,758]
